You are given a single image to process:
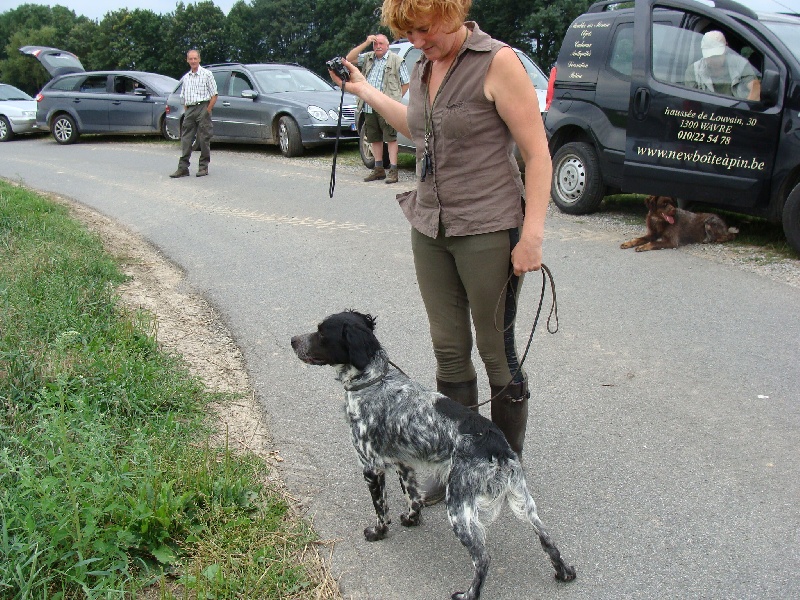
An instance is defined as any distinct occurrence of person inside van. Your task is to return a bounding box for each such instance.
[683,30,760,101]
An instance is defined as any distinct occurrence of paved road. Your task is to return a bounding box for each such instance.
[2,137,798,599]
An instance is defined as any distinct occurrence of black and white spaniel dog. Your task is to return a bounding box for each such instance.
[291,310,575,600]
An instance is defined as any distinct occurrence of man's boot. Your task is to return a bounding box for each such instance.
[363,166,385,182]
[490,379,529,458]
[385,167,398,184]
[421,377,479,506]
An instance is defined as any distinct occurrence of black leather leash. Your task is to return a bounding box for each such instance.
[328,84,347,198]
[468,263,559,408]
[378,265,559,407]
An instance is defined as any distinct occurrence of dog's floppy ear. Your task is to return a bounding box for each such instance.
[347,309,377,332]
[645,195,657,211]
[344,321,381,370]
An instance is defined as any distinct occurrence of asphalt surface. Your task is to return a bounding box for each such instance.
[2,137,798,600]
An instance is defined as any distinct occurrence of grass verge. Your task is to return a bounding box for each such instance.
[0,181,337,599]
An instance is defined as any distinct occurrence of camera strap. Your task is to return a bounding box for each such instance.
[328,84,347,198]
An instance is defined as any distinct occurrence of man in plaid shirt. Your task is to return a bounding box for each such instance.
[170,49,218,178]
[346,34,410,184]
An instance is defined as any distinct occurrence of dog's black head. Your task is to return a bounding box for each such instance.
[291,310,381,371]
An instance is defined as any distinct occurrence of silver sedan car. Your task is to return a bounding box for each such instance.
[165,62,358,157]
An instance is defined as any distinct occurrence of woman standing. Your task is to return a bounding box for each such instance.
[330,0,552,503]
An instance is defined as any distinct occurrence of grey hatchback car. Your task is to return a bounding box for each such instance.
[21,46,178,144]
[164,62,358,157]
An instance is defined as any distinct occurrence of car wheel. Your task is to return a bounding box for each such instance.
[51,114,79,145]
[0,116,13,142]
[551,141,605,214]
[278,116,303,157]
[161,115,179,141]
[359,123,388,169]
[782,183,800,256]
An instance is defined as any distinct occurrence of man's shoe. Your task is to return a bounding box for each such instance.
[363,167,385,182]
[169,169,190,178]
[196,169,208,177]
[385,168,398,184]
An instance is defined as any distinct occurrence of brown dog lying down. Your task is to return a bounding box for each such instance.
[621,195,739,251]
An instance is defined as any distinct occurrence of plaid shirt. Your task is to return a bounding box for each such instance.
[359,54,410,114]
[180,65,217,105]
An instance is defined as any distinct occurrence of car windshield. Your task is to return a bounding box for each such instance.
[0,84,33,101]
[515,51,549,90]
[254,68,333,93]
[142,74,180,93]
[761,20,800,59]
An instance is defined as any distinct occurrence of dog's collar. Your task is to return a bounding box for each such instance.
[344,362,389,392]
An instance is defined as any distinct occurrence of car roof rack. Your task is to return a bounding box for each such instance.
[586,0,757,19]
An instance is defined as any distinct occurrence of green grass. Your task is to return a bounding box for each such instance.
[0,181,334,599]
[598,193,797,259]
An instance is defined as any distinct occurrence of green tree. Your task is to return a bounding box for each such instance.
[470,0,591,69]
[162,1,229,78]
[92,8,165,72]
[310,0,384,76]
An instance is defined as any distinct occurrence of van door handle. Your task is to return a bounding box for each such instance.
[633,87,650,120]
[222,101,231,106]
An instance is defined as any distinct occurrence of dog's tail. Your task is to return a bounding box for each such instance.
[505,466,577,582]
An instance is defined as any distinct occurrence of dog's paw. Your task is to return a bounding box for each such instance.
[363,524,388,542]
[399,512,420,527]
[555,563,577,582]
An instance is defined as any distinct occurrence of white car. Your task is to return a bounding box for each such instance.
[0,83,39,142]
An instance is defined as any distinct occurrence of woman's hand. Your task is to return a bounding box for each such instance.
[329,58,366,94]
[511,234,543,276]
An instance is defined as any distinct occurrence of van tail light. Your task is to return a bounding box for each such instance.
[545,67,556,112]
[165,105,171,114]
[35,93,44,102]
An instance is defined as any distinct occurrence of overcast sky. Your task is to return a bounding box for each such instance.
[0,0,796,21]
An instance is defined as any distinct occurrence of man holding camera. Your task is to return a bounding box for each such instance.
[346,34,410,184]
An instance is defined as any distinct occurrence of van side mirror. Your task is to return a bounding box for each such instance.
[133,88,148,96]
[760,69,780,106]
[241,89,258,100]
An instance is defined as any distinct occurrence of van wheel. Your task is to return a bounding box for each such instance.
[782,184,800,256]
[359,123,387,169]
[551,142,605,214]
[52,114,79,144]
[278,116,303,157]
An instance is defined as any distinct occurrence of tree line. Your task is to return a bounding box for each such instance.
[0,0,591,96]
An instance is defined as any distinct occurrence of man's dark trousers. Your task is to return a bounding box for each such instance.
[179,102,212,171]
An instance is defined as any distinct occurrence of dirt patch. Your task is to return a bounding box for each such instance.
[48,194,341,599]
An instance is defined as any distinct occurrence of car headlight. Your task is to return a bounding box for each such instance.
[307,105,328,121]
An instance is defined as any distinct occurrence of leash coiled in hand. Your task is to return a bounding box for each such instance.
[470,263,559,408]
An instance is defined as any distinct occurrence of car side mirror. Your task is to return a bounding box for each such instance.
[241,89,258,100]
[134,88,148,97]
[760,69,780,107]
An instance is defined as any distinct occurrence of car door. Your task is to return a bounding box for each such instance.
[624,0,784,208]
[206,70,230,138]
[219,70,264,140]
[107,75,156,132]
[72,74,111,132]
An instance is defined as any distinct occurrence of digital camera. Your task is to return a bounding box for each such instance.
[326,57,350,82]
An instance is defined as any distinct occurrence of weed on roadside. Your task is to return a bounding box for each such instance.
[0,181,337,599]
